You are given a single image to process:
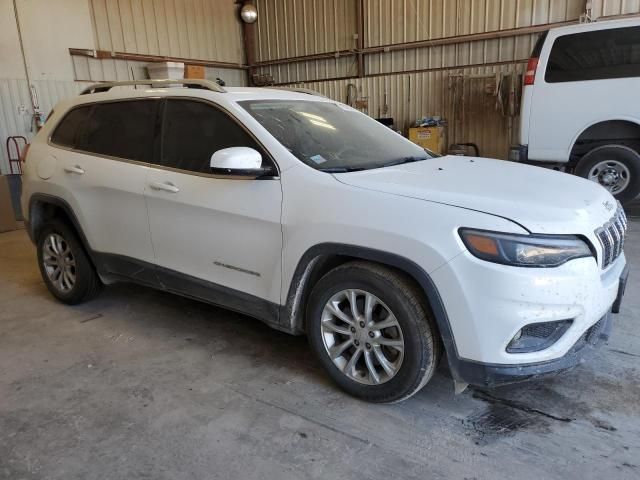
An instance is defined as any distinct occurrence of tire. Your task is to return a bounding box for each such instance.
[575,144,640,204]
[36,220,103,304]
[306,261,441,403]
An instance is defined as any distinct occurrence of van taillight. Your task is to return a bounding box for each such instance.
[524,57,539,86]
[20,144,30,163]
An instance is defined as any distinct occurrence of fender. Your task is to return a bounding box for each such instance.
[280,243,461,364]
[27,193,92,252]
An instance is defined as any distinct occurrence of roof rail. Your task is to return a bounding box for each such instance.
[80,79,226,95]
[270,87,327,98]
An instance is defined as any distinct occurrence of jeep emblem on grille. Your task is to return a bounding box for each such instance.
[603,200,614,212]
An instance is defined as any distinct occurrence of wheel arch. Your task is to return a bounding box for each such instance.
[280,244,458,361]
[570,119,640,165]
[28,194,95,264]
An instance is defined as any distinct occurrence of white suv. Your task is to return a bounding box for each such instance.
[21,79,628,403]
[511,18,640,204]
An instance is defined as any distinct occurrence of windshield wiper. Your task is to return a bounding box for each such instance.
[382,156,430,168]
[318,167,365,173]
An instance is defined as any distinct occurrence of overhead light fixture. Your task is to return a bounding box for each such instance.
[240,4,258,24]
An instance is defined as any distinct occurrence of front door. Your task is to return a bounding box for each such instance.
[144,98,283,312]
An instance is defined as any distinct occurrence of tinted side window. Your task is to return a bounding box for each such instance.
[160,99,263,173]
[546,26,640,83]
[78,100,157,162]
[51,106,92,148]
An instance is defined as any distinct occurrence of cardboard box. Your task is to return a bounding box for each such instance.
[184,65,205,79]
[147,61,185,80]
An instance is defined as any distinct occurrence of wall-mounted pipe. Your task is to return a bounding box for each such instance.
[68,49,248,71]
[272,58,530,87]
[240,0,258,84]
[356,0,365,78]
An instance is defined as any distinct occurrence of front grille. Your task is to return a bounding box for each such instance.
[595,205,628,269]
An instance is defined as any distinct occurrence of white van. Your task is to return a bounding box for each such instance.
[510,18,640,204]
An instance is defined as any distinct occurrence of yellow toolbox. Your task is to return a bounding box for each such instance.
[408,126,446,154]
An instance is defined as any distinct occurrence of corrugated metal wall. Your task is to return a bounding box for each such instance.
[253,0,640,159]
[1,0,246,173]
[88,0,244,63]
[81,0,247,84]
[592,0,640,17]
[0,79,92,173]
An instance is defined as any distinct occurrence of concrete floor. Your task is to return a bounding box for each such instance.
[1,209,639,479]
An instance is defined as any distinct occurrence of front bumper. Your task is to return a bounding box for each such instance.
[430,248,627,385]
[451,311,613,387]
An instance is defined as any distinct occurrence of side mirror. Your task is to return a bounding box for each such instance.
[210,147,269,178]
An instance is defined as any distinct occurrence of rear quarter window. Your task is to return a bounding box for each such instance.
[545,26,640,83]
[50,106,92,148]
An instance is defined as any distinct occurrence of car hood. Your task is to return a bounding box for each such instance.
[333,156,617,234]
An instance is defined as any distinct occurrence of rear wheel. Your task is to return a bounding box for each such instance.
[575,145,640,204]
[306,262,440,403]
[37,221,103,304]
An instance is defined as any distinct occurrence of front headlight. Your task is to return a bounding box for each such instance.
[459,229,593,267]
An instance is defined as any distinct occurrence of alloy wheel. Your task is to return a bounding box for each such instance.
[320,289,405,385]
[42,233,76,292]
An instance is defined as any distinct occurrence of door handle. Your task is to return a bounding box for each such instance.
[150,181,179,193]
[64,165,85,175]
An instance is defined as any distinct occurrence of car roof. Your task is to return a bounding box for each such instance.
[549,17,639,36]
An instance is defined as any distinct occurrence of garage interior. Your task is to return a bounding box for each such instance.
[1,1,640,479]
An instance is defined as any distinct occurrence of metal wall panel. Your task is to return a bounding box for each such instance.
[88,0,245,63]
[365,0,585,47]
[592,0,640,17]
[255,0,357,61]
[0,79,91,173]
[255,0,587,83]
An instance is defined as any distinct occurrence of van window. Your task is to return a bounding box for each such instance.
[159,99,264,174]
[51,106,92,148]
[77,100,158,162]
[546,26,640,83]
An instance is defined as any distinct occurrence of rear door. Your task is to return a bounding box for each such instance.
[50,99,159,274]
[144,98,283,306]
[527,24,640,162]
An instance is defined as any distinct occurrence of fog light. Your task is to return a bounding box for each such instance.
[507,319,572,353]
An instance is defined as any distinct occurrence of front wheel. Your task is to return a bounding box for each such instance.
[306,262,441,403]
[575,145,640,204]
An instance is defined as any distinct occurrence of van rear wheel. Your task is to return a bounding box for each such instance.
[575,145,640,204]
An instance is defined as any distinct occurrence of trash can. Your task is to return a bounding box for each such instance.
[6,174,22,220]
[0,174,23,232]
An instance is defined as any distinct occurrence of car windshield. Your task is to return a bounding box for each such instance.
[238,99,436,172]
